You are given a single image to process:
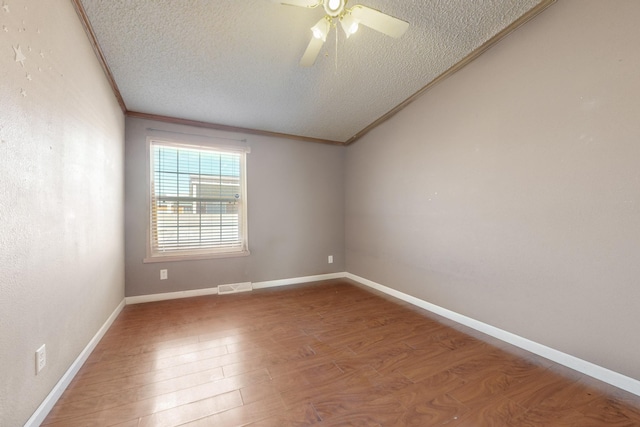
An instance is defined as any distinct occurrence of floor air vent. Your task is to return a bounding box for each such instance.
[217,282,253,295]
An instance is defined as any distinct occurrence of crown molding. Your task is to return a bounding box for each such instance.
[344,0,556,146]
[70,0,127,113]
[126,111,345,146]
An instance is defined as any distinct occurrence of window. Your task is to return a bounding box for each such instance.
[147,139,249,261]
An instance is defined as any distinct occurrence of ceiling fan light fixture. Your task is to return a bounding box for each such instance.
[340,12,359,38]
[323,0,345,17]
[311,17,330,41]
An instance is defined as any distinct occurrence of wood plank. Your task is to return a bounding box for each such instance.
[43,279,640,426]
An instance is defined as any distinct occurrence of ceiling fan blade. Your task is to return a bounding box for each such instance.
[350,5,409,38]
[269,0,319,7]
[299,36,324,67]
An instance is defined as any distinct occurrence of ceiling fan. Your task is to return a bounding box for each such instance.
[270,0,410,67]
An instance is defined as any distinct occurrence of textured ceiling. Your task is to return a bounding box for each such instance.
[78,0,551,144]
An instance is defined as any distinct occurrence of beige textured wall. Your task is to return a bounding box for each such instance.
[125,117,345,297]
[0,1,125,425]
[345,0,640,380]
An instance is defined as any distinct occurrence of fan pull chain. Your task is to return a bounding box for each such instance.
[335,23,339,72]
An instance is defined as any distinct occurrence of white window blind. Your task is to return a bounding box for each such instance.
[149,140,249,259]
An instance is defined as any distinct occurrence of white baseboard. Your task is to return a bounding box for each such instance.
[125,273,348,304]
[252,272,347,289]
[125,286,219,304]
[25,299,126,427]
[346,273,640,397]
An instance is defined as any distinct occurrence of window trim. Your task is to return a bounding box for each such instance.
[143,137,250,263]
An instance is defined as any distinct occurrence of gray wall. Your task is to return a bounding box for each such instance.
[0,1,125,425]
[125,117,345,297]
[345,0,640,381]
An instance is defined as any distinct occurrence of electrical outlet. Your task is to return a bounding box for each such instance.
[160,269,168,280]
[36,344,46,374]
[328,255,333,264]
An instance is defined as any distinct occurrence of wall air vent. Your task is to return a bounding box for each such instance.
[217,282,253,295]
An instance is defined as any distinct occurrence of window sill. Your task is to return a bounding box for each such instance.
[143,250,250,263]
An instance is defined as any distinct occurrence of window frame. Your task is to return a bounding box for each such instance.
[144,137,250,263]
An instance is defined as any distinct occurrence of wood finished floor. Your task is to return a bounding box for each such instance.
[44,279,640,426]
